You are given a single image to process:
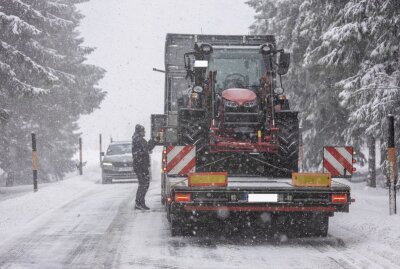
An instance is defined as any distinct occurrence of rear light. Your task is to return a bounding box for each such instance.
[332,194,348,204]
[175,193,191,203]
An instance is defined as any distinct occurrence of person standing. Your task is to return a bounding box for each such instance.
[132,124,158,210]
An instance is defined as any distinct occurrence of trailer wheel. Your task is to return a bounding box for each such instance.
[312,214,329,237]
[296,213,329,237]
[161,173,166,205]
[170,213,190,236]
[275,112,299,177]
[101,173,109,184]
[166,205,171,222]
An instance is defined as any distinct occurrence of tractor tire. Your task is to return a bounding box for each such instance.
[274,112,299,177]
[178,109,208,152]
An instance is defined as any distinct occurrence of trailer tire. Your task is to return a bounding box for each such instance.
[161,173,166,205]
[312,214,329,237]
[296,213,329,237]
[275,112,299,177]
[101,173,109,184]
[166,205,171,222]
[170,213,190,236]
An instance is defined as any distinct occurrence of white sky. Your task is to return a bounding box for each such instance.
[77,0,254,149]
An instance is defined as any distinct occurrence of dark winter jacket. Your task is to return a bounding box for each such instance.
[132,133,157,171]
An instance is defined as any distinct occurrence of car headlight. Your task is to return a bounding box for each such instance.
[224,100,239,108]
[102,162,113,167]
[243,100,258,107]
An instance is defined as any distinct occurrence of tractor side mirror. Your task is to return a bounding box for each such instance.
[277,52,290,75]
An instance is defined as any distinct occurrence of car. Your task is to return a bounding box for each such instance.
[101,141,136,184]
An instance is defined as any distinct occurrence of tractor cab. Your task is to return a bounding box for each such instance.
[207,46,266,136]
[209,47,265,93]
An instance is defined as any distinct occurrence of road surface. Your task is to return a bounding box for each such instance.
[0,163,399,268]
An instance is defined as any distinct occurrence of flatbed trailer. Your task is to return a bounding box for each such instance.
[151,33,353,237]
[163,173,351,237]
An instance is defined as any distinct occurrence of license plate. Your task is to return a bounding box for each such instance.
[118,167,132,172]
[248,193,278,203]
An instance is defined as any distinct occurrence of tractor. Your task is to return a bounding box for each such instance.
[175,36,299,177]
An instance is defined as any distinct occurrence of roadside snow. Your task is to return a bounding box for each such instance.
[331,179,400,245]
[0,150,101,242]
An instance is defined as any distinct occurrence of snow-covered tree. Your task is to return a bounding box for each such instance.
[247,0,349,168]
[247,0,400,170]
[331,1,400,150]
[0,0,105,184]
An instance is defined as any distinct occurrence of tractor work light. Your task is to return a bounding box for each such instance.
[332,194,348,204]
[278,95,287,100]
[175,193,191,203]
[191,92,199,100]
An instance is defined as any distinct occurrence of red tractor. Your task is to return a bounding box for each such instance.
[175,36,298,177]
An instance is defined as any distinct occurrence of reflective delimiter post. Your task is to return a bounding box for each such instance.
[32,133,38,192]
[387,115,397,215]
[79,137,83,175]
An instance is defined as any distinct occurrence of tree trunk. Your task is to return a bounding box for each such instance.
[368,136,376,187]
[6,171,14,187]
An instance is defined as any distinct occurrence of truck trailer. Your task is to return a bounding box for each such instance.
[151,34,352,237]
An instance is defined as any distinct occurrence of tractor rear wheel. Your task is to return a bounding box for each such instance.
[274,112,299,177]
[178,108,208,152]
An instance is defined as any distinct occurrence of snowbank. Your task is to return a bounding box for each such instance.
[0,150,101,242]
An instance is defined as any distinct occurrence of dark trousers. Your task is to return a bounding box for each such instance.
[134,167,150,206]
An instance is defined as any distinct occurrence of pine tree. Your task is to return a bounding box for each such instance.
[333,1,400,148]
[247,0,400,170]
[0,0,105,184]
[247,0,349,168]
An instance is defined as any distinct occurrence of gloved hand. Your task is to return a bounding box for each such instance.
[155,133,161,142]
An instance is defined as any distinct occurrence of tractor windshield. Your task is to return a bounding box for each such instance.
[207,48,265,93]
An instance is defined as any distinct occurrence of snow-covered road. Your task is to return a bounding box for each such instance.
[0,152,399,269]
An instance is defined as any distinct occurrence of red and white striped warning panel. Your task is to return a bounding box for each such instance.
[323,146,354,177]
[165,146,196,176]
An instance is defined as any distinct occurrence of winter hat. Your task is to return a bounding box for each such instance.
[135,124,145,133]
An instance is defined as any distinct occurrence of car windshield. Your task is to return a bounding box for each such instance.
[207,48,265,93]
[106,143,131,155]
